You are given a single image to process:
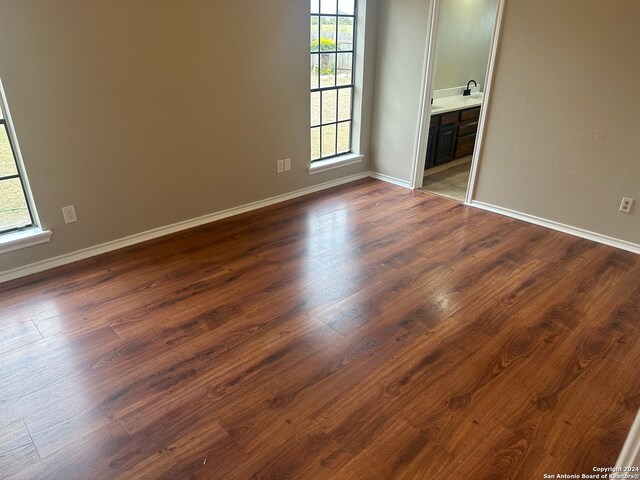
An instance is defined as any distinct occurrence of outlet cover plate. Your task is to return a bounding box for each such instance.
[620,197,634,213]
[62,205,78,224]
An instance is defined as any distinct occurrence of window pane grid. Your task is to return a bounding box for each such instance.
[0,174,20,181]
[0,117,35,234]
[310,0,356,162]
[310,14,356,18]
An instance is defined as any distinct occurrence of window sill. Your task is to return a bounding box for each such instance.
[0,227,52,254]
[308,153,364,175]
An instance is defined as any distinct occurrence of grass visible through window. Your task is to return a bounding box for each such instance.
[0,124,32,232]
[310,0,356,160]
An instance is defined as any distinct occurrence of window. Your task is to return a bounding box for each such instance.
[310,0,356,161]
[0,83,35,235]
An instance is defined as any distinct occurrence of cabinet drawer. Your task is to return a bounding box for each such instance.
[458,122,478,137]
[460,107,481,122]
[455,135,476,159]
[441,111,459,126]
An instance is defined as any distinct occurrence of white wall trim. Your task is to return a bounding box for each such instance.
[2,173,635,285]
[409,0,441,190]
[409,0,505,194]
[464,0,505,204]
[0,227,52,254]
[0,78,44,230]
[0,172,370,284]
[308,154,364,175]
[471,200,640,255]
[368,171,412,189]
[617,411,640,469]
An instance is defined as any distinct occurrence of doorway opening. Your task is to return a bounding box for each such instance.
[411,0,504,202]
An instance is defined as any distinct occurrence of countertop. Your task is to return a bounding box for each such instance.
[431,93,483,115]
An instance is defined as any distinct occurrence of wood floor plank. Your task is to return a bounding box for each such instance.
[15,420,142,480]
[0,319,42,356]
[0,420,40,479]
[0,179,639,479]
[330,418,453,479]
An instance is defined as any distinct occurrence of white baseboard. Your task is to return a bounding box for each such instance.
[0,172,370,284]
[471,200,640,255]
[368,171,412,189]
[15,173,633,285]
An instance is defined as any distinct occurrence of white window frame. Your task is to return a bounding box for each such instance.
[0,78,51,254]
[309,0,366,174]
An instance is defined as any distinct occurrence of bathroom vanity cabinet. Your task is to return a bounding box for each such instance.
[425,106,481,169]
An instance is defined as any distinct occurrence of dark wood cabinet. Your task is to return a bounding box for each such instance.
[454,134,476,158]
[454,106,480,159]
[435,125,456,166]
[425,126,437,169]
[441,112,459,126]
[459,107,481,122]
[458,121,478,137]
[425,106,481,170]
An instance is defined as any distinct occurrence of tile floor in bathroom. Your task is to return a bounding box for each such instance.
[420,159,471,202]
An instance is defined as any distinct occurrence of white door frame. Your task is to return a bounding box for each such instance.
[409,0,507,204]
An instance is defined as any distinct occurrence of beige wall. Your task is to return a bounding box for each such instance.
[369,0,430,181]
[371,0,639,247]
[434,0,498,90]
[0,0,379,273]
[2,0,638,276]
[475,0,640,245]
[369,0,497,181]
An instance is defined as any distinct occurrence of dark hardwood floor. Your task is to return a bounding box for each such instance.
[1,178,639,479]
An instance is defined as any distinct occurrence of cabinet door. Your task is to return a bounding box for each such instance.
[425,127,437,169]
[455,134,476,159]
[435,125,456,166]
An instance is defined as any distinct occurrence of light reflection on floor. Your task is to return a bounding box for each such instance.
[303,202,364,301]
[8,299,97,439]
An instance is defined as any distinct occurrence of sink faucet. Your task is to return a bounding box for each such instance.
[463,80,477,96]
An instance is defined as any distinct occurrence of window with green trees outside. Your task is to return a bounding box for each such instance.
[310,0,357,161]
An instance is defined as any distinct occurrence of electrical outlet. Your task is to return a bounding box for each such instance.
[284,158,291,171]
[62,205,78,224]
[619,197,634,213]
[276,159,284,174]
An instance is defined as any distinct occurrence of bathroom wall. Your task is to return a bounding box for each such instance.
[434,0,498,90]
